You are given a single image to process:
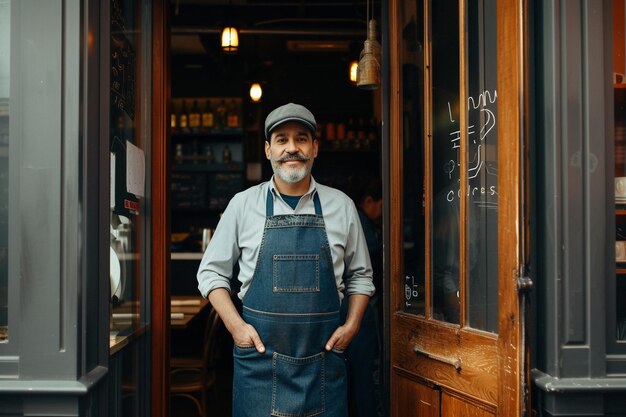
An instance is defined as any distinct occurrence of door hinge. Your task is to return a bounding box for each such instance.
[516,275,533,293]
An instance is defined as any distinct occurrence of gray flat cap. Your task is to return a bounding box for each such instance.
[264,103,317,139]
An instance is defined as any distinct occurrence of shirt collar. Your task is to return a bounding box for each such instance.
[269,175,318,198]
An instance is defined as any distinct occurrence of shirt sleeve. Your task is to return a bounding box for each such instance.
[343,199,376,297]
[196,194,242,298]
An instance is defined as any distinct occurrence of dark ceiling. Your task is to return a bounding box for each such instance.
[169,0,381,55]
[169,0,382,117]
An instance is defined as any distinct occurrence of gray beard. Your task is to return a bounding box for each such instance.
[272,160,311,184]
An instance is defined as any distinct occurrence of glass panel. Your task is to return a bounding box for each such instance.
[466,0,498,332]
[431,0,460,324]
[108,0,149,343]
[401,0,426,314]
[0,0,9,341]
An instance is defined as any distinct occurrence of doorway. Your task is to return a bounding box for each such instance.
[165,2,384,416]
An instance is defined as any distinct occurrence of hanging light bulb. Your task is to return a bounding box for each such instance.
[250,83,263,102]
[221,27,239,53]
[356,19,381,90]
[349,61,359,83]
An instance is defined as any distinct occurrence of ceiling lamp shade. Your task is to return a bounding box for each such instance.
[221,27,239,53]
[356,19,381,90]
[349,61,359,83]
[250,83,263,102]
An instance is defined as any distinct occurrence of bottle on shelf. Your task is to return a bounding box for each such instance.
[216,100,227,129]
[227,100,239,128]
[179,100,189,132]
[346,118,356,140]
[191,139,199,164]
[326,121,336,142]
[174,143,183,164]
[357,117,367,140]
[203,143,214,164]
[188,99,201,131]
[170,105,177,131]
[336,120,346,141]
[222,145,232,163]
[368,116,379,142]
[201,100,215,131]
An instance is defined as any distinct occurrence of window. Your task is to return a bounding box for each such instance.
[401,0,498,333]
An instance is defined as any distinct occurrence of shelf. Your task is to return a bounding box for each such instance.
[172,128,243,137]
[171,252,203,261]
[319,143,380,153]
[173,162,244,172]
[319,147,379,154]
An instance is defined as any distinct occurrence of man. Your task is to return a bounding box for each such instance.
[197,103,375,417]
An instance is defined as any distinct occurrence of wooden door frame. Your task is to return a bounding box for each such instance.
[387,0,528,414]
[151,0,171,416]
[496,0,528,415]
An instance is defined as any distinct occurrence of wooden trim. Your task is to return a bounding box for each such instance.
[388,1,403,415]
[458,0,468,328]
[423,0,432,319]
[496,0,524,415]
[521,0,532,413]
[389,0,403,317]
[151,0,171,416]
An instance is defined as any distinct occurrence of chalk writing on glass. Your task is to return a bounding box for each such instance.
[404,275,422,308]
[444,90,498,205]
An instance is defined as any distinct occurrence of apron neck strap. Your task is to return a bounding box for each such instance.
[266,189,323,216]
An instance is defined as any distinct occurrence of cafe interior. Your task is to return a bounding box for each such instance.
[164,1,382,415]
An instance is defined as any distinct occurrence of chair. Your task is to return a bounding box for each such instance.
[170,307,222,417]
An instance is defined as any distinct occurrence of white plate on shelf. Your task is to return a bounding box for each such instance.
[110,247,122,301]
[617,241,626,262]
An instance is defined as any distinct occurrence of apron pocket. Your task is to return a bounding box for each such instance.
[233,345,268,387]
[271,351,325,417]
[272,254,320,292]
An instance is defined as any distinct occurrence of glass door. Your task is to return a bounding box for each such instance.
[107,0,153,415]
[389,0,528,415]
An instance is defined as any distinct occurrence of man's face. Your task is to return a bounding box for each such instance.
[265,122,318,185]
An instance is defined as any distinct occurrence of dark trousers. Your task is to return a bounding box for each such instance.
[342,298,383,417]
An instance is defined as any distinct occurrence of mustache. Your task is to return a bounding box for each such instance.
[277,153,311,162]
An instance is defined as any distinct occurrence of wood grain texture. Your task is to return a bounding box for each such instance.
[388,0,526,415]
[388,2,403,414]
[496,0,524,415]
[393,372,440,417]
[442,391,495,417]
[392,313,498,406]
[150,0,171,415]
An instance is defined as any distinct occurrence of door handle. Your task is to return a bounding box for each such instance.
[413,345,462,371]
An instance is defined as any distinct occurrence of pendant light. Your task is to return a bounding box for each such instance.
[221,27,239,53]
[356,0,381,90]
[221,0,239,53]
[250,83,263,102]
[349,61,359,83]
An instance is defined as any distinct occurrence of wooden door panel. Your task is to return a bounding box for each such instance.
[388,0,526,415]
[393,373,440,417]
[392,313,498,406]
[441,391,495,417]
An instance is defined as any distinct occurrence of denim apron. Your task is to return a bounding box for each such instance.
[232,191,348,417]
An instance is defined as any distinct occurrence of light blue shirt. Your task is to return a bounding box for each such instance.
[197,176,375,301]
